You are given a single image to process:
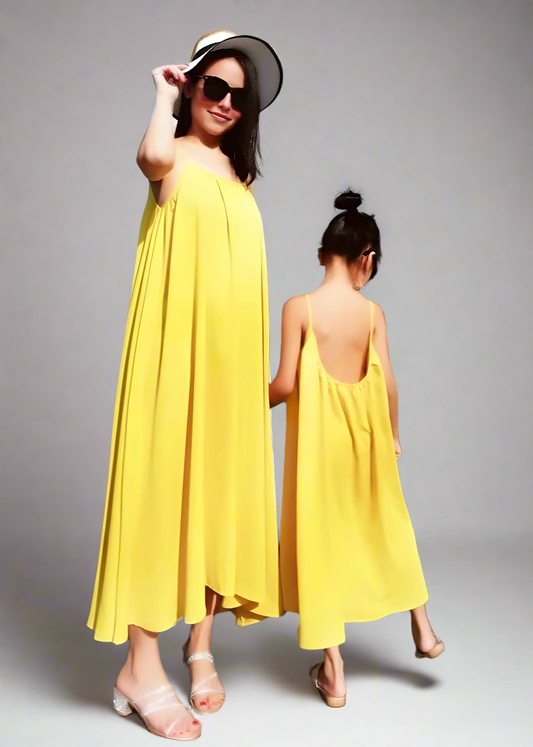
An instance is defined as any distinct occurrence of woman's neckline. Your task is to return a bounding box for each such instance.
[185,159,247,186]
[153,159,248,209]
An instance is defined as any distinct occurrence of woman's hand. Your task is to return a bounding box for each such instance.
[151,64,189,101]
[394,437,402,459]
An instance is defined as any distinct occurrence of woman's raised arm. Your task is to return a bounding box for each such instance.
[136,65,188,181]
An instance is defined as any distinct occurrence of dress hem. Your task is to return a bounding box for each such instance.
[87,585,283,645]
[284,592,430,650]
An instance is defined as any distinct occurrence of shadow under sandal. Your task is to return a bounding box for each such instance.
[113,683,202,741]
[309,661,347,708]
[415,633,445,659]
[182,643,226,714]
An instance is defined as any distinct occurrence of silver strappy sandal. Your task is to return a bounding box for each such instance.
[182,642,226,714]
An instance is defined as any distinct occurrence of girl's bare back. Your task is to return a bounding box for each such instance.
[306,286,372,386]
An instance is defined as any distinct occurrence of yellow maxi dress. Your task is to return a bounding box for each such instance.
[87,160,280,644]
[280,296,428,650]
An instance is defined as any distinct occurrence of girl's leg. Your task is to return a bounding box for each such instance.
[410,604,441,652]
[183,586,225,713]
[317,645,346,697]
[116,625,201,739]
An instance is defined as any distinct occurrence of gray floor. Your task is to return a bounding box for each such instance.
[2,538,531,746]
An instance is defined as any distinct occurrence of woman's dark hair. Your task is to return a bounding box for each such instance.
[174,49,262,185]
[320,190,382,280]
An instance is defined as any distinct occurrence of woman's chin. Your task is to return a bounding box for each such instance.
[199,121,225,138]
[202,114,236,135]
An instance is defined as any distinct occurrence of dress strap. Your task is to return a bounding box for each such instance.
[369,301,374,341]
[305,294,313,330]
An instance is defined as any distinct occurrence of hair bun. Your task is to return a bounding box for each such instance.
[334,189,363,213]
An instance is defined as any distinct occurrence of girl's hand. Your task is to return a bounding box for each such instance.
[394,437,402,460]
[151,64,189,100]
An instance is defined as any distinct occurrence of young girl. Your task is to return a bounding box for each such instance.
[270,189,444,708]
[87,30,283,740]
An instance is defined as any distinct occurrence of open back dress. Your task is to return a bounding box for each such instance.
[280,295,428,650]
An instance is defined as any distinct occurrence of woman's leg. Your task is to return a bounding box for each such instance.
[116,625,201,738]
[184,587,225,713]
[410,604,440,652]
[317,645,346,697]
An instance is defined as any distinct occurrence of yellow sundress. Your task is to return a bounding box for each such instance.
[280,295,428,650]
[87,160,280,644]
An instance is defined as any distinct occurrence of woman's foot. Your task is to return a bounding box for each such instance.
[116,672,201,740]
[116,625,201,741]
[183,588,225,714]
[183,636,225,714]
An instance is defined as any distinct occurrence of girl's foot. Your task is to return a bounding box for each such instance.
[310,661,347,708]
[312,644,346,706]
[411,605,445,657]
[183,637,225,714]
[316,660,346,698]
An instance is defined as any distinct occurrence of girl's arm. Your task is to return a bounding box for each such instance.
[269,297,305,408]
[372,303,402,457]
[137,65,188,181]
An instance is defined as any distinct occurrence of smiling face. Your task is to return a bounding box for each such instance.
[187,57,245,137]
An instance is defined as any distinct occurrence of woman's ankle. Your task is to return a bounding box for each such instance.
[117,658,168,690]
[118,626,168,686]
[188,618,215,651]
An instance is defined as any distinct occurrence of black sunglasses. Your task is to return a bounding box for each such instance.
[187,74,249,112]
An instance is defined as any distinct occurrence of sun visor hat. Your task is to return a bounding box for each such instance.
[182,31,283,112]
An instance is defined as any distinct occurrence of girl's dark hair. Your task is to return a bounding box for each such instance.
[174,49,262,185]
[320,189,382,280]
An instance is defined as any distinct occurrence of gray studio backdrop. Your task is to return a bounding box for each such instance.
[2,0,532,641]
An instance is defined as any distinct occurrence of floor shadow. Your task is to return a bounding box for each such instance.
[342,645,438,689]
[243,627,439,697]
[3,536,437,715]
[3,537,129,710]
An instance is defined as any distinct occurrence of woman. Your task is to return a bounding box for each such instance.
[87,30,283,741]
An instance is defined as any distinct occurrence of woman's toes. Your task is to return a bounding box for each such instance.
[174,718,201,738]
[194,694,224,713]
[209,696,224,712]
[192,697,209,712]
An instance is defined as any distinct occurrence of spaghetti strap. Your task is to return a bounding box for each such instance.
[305,294,313,330]
[369,301,374,341]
